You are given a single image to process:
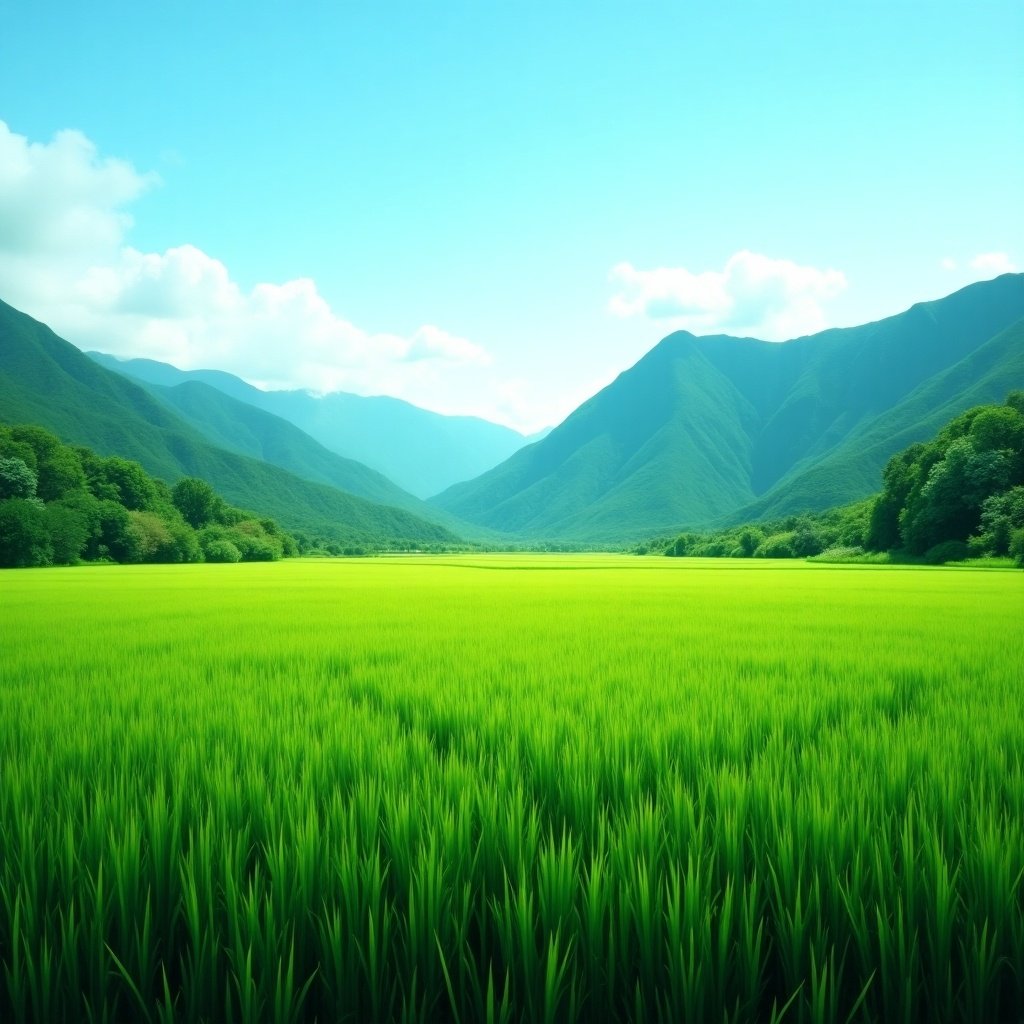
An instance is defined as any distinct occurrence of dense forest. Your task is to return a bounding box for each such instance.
[0,424,298,568]
[653,393,1024,567]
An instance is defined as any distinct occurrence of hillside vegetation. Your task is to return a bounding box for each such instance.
[867,391,1024,562]
[0,299,461,549]
[88,370,493,541]
[136,377,446,516]
[0,424,297,568]
[653,393,1024,566]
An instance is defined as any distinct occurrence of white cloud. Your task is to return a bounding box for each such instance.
[406,324,490,365]
[0,121,159,313]
[609,250,847,340]
[970,252,1017,276]
[0,121,502,420]
[940,257,957,271]
[0,122,156,258]
[64,249,491,396]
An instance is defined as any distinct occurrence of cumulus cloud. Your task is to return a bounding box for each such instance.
[0,120,496,415]
[937,252,1019,294]
[0,121,156,258]
[970,252,1017,276]
[406,324,490,365]
[609,250,848,340]
[68,253,490,390]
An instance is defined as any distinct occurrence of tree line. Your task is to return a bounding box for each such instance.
[654,392,1024,566]
[0,424,298,568]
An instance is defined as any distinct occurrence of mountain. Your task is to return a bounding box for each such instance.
[87,353,532,497]
[728,317,1024,524]
[432,274,1024,541]
[0,299,460,548]
[83,365,469,522]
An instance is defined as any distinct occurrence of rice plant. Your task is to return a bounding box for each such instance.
[0,556,1021,1022]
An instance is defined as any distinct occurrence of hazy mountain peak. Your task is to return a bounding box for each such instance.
[86,354,533,497]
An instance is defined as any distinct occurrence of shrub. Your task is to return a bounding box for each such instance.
[232,534,280,562]
[923,540,970,565]
[203,539,242,563]
[125,511,175,563]
[691,540,733,557]
[1010,527,1024,568]
[791,525,825,557]
[737,527,765,557]
[808,545,863,562]
[754,531,797,558]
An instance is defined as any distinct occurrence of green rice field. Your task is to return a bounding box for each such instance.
[1,555,1022,1023]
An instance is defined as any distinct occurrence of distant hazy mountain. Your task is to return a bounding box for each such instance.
[432,275,1024,541]
[0,299,459,548]
[88,354,533,497]
[85,367,467,521]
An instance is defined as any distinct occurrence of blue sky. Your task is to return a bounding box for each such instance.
[1,1,1021,431]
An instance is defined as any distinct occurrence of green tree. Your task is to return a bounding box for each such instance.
[97,456,157,511]
[900,438,1013,553]
[125,510,200,563]
[203,538,242,563]
[0,457,37,500]
[124,511,172,562]
[232,533,280,562]
[791,521,825,557]
[867,443,925,551]
[233,519,284,560]
[972,486,1024,556]
[76,447,122,502]
[0,499,52,567]
[166,519,202,563]
[9,425,85,501]
[969,405,1024,455]
[172,477,220,529]
[666,532,699,557]
[0,428,38,471]
[737,526,764,557]
[754,531,797,558]
[1004,390,1024,416]
[0,426,291,567]
[88,500,135,563]
[1010,527,1024,567]
[45,502,91,565]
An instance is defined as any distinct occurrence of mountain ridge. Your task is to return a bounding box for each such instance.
[87,370,492,538]
[5,275,1023,546]
[432,274,1024,540]
[88,352,534,497]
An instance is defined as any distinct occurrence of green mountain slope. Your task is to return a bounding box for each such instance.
[117,375,436,511]
[433,274,1024,540]
[432,336,761,541]
[154,380,413,503]
[0,299,459,547]
[88,353,531,497]
[730,317,1024,523]
[700,272,1024,495]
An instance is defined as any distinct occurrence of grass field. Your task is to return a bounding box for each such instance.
[1,555,1022,1023]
